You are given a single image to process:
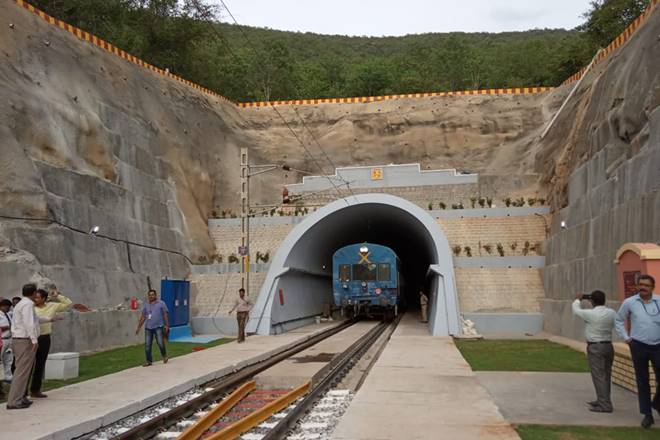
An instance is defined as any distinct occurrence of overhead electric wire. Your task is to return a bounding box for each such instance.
[212,1,354,205]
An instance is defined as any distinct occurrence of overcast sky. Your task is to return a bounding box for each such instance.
[219,0,593,36]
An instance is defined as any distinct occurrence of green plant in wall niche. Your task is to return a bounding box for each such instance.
[496,243,505,257]
[438,202,447,210]
[428,201,433,210]
[503,197,512,207]
[527,197,538,206]
[486,197,493,207]
[483,243,493,255]
[522,241,531,256]
[510,242,518,252]
[478,197,486,208]
[464,246,472,257]
[470,197,477,208]
[514,197,525,207]
[452,245,462,256]
[538,198,546,205]
[228,254,240,263]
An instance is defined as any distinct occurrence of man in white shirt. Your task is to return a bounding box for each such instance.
[6,284,40,409]
[229,288,254,343]
[572,290,617,413]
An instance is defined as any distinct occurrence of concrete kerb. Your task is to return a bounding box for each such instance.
[45,321,345,440]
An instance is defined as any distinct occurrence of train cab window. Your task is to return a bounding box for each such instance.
[339,264,351,281]
[377,263,391,281]
[352,263,377,281]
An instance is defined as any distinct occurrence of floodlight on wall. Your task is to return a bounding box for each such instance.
[89,225,100,236]
[560,221,567,229]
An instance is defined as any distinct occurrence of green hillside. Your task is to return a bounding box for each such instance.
[29,0,650,102]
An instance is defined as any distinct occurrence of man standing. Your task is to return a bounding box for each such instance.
[6,284,39,409]
[229,288,253,343]
[572,290,616,413]
[135,289,169,367]
[0,299,14,387]
[615,275,660,429]
[419,290,429,323]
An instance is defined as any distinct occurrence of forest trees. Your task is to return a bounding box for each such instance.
[29,0,651,102]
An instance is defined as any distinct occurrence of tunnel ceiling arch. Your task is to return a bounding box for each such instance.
[246,194,461,336]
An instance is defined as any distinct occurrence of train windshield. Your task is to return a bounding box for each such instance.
[378,263,391,281]
[339,264,351,281]
[352,263,377,281]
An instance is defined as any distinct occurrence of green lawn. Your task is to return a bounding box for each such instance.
[454,339,589,372]
[516,424,658,440]
[1,338,233,399]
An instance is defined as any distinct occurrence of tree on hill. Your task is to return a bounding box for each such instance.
[28,0,652,102]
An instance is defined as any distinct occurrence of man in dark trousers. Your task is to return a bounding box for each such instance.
[229,288,253,343]
[572,290,616,412]
[136,289,170,367]
[615,275,660,429]
[6,284,39,409]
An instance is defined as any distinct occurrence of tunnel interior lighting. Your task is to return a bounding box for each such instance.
[359,246,369,253]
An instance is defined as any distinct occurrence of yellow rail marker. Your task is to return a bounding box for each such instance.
[205,381,311,440]
[177,381,256,440]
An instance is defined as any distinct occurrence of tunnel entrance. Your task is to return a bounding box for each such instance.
[246,194,460,336]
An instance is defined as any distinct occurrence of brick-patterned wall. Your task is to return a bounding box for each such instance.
[209,215,547,260]
[190,272,266,316]
[210,223,293,261]
[438,216,547,256]
[613,347,657,397]
[455,268,544,313]
[299,184,480,209]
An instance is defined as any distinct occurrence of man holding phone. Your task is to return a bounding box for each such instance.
[572,290,616,413]
[615,275,660,429]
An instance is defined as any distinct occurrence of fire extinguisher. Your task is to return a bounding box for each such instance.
[130,297,138,310]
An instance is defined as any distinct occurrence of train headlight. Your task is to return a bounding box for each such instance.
[359,246,369,254]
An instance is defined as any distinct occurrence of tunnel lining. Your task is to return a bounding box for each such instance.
[246,194,461,336]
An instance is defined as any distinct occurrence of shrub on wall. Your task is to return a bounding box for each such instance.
[496,243,505,257]
[464,246,472,257]
[452,245,462,256]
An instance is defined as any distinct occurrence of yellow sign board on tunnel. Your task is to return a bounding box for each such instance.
[371,168,383,180]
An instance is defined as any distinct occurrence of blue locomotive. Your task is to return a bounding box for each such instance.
[332,243,403,319]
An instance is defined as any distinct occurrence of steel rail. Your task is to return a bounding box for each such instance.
[261,316,400,440]
[112,319,355,440]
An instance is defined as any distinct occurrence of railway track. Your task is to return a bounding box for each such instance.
[96,316,396,440]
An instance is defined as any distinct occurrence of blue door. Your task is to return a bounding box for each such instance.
[160,279,190,327]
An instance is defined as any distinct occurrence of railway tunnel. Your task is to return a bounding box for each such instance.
[246,193,461,337]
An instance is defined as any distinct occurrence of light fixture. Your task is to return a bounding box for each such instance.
[359,246,369,253]
[560,221,567,229]
[89,225,100,236]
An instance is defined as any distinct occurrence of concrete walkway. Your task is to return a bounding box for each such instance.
[331,314,519,440]
[477,372,657,428]
[0,321,340,440]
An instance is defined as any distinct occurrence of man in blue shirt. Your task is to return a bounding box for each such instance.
[135,289,170,367]
[615,275,660,429]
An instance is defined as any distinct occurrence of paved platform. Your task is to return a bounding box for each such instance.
[0,321,341,440]
[477,371,656,428]
[331,314,519,440]
[256,321,379,388]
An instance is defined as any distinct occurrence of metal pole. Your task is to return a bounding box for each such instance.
[240,147,249,293]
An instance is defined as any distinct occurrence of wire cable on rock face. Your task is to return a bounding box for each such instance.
[0,213,194,265]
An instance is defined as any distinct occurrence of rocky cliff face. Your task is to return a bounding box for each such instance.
[536,7,659,340]
[0,4,249,305]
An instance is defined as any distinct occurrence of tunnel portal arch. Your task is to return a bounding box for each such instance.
[246,193,461,336]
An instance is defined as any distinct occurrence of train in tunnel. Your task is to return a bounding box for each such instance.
[332,243,404,319]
